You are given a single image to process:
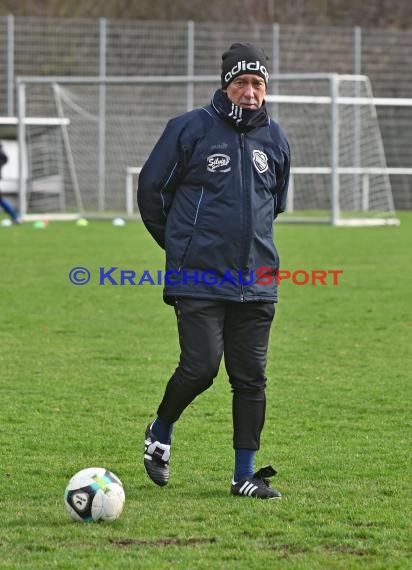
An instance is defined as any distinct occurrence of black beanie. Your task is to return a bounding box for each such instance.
[221,42,269,89]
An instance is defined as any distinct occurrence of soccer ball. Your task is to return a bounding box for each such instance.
[112,217,126,226]
[64,467,125,523]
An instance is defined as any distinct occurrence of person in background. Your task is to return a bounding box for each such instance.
[138,42,290,499]
[0,142,20,224]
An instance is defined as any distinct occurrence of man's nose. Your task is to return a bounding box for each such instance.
[243,83,255,98]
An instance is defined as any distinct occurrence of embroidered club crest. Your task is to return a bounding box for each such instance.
[252,150,268,173]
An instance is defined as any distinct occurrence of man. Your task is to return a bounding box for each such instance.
[0,142,20,224]
[138,42,290,499]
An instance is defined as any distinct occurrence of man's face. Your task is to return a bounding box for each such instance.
[224,74,266,110]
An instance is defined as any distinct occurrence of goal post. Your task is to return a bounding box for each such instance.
[13,74,405,225]
[0,114,77,220]
[266,73,402,226]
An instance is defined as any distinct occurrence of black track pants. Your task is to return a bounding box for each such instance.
[156,298,275,450]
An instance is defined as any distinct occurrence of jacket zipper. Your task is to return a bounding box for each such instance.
[240,133,246,302]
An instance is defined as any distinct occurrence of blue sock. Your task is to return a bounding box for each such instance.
[234,449,256,482]
[0,198,19,221]
[151,416,173,444]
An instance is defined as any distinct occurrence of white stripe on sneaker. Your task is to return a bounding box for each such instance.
[240,482,257,496]
[239,481,251,494]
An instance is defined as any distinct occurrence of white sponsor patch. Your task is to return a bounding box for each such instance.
[207,153,231,173]
[252,149,268,173]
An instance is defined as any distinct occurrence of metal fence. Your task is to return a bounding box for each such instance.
[1,16,412,208]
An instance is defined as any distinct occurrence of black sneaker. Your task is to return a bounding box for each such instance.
[144,423,171,486]
[231,465,281,499]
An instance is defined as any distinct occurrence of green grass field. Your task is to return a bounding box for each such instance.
[0,214,411,569]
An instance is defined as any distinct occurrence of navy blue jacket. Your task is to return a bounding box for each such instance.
[138,90,290,304]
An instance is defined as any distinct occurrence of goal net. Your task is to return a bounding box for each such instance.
[15,74,399,225]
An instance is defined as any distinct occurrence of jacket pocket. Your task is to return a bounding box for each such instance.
[178,233,194,271]
[179,187,205,269]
